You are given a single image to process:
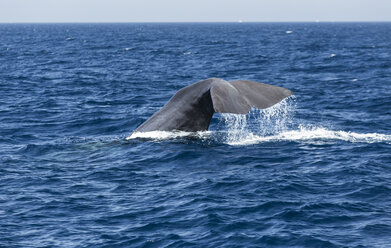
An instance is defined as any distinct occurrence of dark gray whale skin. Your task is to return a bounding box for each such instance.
[134,78,293,132]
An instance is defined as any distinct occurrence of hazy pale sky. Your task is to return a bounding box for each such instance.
[0,0,390,23]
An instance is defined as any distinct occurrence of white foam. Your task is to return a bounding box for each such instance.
[286,30,293,34]
[330,54,336,57]
[127,96,391,146]
[126,131,211,140]
[227,126,391,146]
[218,97,391,146]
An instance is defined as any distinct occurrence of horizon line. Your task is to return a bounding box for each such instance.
[1,21,391,24]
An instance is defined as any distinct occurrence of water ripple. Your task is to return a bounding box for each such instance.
[1,23,391,248]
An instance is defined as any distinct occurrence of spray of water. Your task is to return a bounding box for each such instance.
[220,96,296,143]
[221,113,249,142]
[252,96,296,135]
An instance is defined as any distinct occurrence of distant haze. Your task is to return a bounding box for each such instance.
[0,0,390,23]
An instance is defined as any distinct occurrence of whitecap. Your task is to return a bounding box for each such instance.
[285,30,293,34]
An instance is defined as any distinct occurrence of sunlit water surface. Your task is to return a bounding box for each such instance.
[1,23,391,247]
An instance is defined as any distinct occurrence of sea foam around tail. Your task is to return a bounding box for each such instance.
[126,130,211,140]
[127,97,391,145]
[225,125,391,146]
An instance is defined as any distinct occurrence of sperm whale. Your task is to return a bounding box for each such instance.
[133,78,293,132]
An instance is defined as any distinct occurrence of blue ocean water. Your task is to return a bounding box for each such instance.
[1,23,391,247]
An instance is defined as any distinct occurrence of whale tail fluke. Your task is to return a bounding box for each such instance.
[133,78,293,132]
[211,79,293,114]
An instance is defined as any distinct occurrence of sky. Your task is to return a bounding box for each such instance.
[0,0,390,23]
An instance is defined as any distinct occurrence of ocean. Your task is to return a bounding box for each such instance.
[1,23,391,247]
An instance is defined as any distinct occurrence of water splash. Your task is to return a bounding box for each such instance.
[128,96,390,146]
[221,113,249,143]
[219,97,391,145]
[220,97,296,143]
[253,96,296,135]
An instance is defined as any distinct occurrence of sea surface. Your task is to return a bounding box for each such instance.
[1,23,391,247]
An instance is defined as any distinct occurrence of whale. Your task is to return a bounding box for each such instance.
[133,78,293,133]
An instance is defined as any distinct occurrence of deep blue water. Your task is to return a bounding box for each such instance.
[1,23,391,247]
